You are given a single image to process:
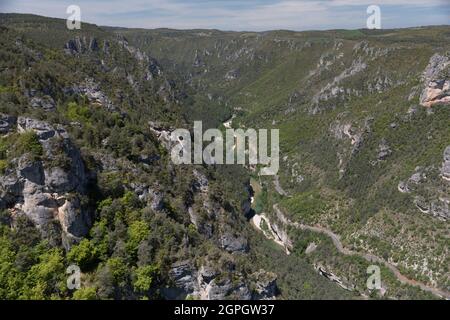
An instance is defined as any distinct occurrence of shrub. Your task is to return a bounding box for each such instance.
[127,220,149,254]
[67,239,99,270]
[66,102,92,123]
[0,159,7,174]
[72,287,97,300]
[15,131,43,159]
[133,265,158,292]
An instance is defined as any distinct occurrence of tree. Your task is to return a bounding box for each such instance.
[67,239,98,270]
[127,220,149,254]
[133,265,158,293]
[22,248,65,299]
[73,287,97,300]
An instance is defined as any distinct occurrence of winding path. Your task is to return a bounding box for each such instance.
[273,175,291,197]
[272,204,450,299]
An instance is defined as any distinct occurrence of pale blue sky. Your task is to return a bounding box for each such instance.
[1,0,449,31]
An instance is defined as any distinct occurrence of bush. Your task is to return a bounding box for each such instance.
[0,159,7,174]
[127,221,149,254]
[66,102,92,124]
[72,287,97,300]
[133,265,158,292]
[98,172,125,198]
[67,239,98,270]
[106,258,128,285]
[15,131,43,159]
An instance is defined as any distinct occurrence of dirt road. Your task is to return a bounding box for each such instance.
[273,204,450,299]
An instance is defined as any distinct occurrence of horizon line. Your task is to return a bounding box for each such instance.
[1,12,450,34]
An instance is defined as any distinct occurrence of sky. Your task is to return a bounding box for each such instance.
[0,0,449,31]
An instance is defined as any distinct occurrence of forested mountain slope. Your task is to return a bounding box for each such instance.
[0,13,448,299]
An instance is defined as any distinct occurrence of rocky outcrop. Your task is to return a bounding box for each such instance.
[164,261,276,300]
[420,53,450,107]
[442,146,450,181]
[219,232,248,253]
[315,265,353,291]
[330,117,373,175]
[414,196,449,220]
[312,57,367,106]
[372,138,392,164]
[225,69,240,80]
[0,116,92,248]
[201,277,252,300]
[192,169,208,193]
[128,182,165,211]
[377,139,392,160]
[0,113,17,134]
[251,213,292,254]
[65,78,117,112]
[30,96,56,111]
[115,35,162,81]
[398,167,427,193]
[193,51,205,68]
[430,198,449,220]
[64,36,100,55]
[396,146,450,220]
[149,121,173,150]
[250,270,278,300]
[148,187,165,211]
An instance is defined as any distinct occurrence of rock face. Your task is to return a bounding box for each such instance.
[399,151,449,220]
[431,198,450,220]
[219,232,248,253]
[64,36,100,55]
[30,96,56,111]
[442,146,450,181]
[66,78,117,112]
[251,270,278,300]
[398,167,427,193]
[0,113,17,134]
[316,265,353,291]
[164,261,276,300]
[312,57,367,106]
[225,69,240,80]
[149,121,173,150]
[413,196,449,219]
[420,53,450,107]
[376,139,392,161]
[0,116,92,248]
